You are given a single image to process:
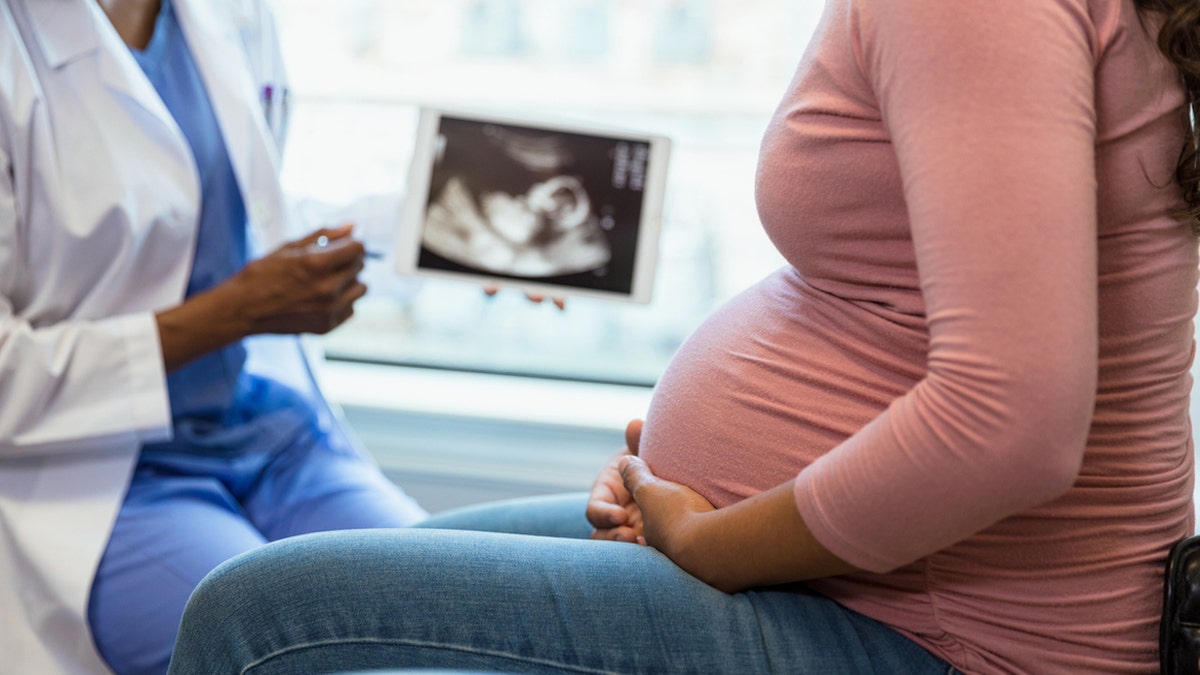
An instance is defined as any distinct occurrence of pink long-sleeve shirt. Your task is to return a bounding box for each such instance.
[639,0,1197,672]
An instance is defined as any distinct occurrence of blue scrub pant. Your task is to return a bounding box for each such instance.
[166,494,959,675]
[87,410,426,675]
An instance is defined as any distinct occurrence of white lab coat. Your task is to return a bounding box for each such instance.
[0,1,303,672]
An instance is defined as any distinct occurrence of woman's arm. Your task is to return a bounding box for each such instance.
[589,420,854,592]
[792,0,1099,574]
[621,455,855,593]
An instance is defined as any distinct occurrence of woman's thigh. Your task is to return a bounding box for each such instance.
[168,528,955,675]
[416,492,592,539]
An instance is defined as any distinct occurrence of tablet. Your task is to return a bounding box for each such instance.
[395,107,671,303]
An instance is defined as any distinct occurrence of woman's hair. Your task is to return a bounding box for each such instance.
[1137,0,1200,232]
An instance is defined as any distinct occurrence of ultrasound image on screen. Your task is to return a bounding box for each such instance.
[417,116,651,295]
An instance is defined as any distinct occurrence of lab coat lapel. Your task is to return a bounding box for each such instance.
[20,0,98,67]
[23,0,185,155]
[173,0,288,248]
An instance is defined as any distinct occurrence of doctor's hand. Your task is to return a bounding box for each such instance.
[155,224,368,372]
[230,224,368,335]
[586,419,645,543]
[482,285,566,310]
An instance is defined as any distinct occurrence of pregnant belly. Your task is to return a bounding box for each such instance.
[639,269,926,508]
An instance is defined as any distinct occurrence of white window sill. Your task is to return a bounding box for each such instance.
[319,360,654,511]
[320,359,653,432]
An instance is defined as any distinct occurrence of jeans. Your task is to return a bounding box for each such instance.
[167,494,958,675]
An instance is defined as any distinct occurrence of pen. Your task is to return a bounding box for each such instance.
[261,84,291,145]
[315,235,384,260]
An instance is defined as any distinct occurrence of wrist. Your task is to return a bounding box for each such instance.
[208,272,256,338]
[155,282,251,372]
[670,509,731,591]
[666,483,856,593]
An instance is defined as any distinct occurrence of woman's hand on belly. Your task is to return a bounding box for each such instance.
[620,452,859,593]
[586,420,645,543]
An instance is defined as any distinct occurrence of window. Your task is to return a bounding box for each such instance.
[274,0,821,386]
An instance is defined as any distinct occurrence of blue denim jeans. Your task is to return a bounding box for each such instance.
[167,494,958,675]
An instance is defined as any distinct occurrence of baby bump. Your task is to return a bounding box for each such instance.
[639,269,926,508]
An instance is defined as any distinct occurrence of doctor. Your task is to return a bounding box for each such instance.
[0,1,429,673]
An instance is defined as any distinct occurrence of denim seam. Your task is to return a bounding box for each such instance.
[241,636,625,675]
[742,592,775,674]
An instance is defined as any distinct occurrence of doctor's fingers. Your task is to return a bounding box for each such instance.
[299,237,368,273]
[297,265,368,309]
[296,282,365,334]
[255,279,367,335]
[261,242,367,291]
[287,223,356,249]
[238,252,364,310]
[313,278,366,333]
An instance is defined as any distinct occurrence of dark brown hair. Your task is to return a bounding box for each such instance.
[1137,0,1200,232]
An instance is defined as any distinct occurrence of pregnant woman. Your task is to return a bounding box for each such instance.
[167,0,1199,673]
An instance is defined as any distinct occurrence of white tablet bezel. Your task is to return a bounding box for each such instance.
[395,107,671,304]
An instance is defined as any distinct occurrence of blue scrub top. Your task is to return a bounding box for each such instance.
[131,0,311,456]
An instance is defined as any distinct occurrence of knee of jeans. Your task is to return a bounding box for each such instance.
[175,548,275,650]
